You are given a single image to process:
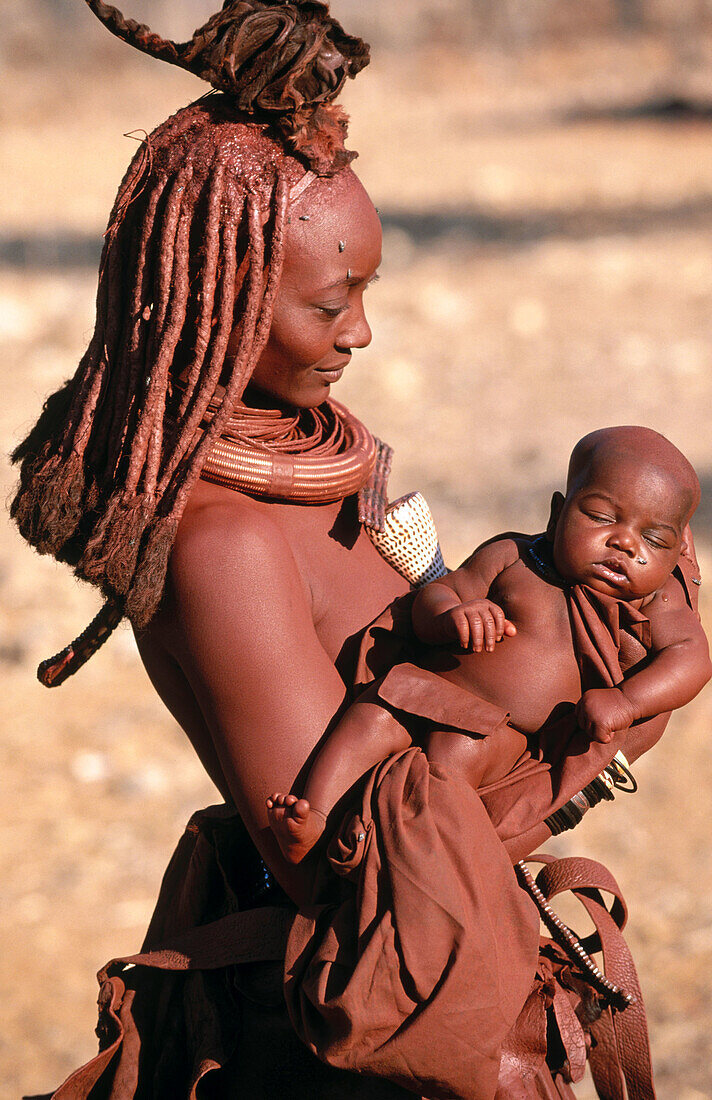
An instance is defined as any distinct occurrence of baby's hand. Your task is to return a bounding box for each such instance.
[575,688,641,744]
[439,598,517,652]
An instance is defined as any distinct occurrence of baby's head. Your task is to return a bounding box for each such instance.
[548,426,700,599]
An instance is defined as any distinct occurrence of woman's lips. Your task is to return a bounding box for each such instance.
[314,363,347,383]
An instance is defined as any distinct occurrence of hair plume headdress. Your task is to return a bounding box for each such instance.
[84,0,370,172]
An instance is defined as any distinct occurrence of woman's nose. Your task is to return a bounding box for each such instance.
[338,299,372,350]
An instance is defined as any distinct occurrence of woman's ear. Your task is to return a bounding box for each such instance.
[546,492,565,542]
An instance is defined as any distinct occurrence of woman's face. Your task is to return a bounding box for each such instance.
[245,169,382,408]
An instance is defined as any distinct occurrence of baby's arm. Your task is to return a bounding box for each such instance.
[267,688,411,863]
[412,537,519,651]
[577,577,712,743]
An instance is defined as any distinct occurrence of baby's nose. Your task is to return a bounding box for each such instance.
[609,527,637,555]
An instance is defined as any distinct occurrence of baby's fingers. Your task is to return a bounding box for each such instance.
[463,609,484,650]
[463,609,490,651]
[574,698,591,732]
[450,609,471,649]
[481,609,498,652]
[575,700,615,744]
[488,604,518,645]
[590,723,615,744]
[488,603,506,643]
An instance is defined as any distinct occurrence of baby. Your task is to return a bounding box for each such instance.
[268,426,711,863]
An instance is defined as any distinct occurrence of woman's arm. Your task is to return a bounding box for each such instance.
[166,502,351,904]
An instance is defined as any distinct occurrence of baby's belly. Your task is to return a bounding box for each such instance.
[421,629,582,735]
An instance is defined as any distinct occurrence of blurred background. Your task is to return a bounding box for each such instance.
[3,2,712,1096]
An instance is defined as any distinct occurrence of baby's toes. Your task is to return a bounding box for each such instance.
[291,798,311,821]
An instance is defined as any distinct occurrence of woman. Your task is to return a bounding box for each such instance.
[13,3,679,1097]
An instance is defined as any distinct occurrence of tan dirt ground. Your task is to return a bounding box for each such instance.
[3,28,712,1100]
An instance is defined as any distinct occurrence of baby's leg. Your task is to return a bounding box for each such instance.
[425,724,528,790]
[268,691,412,864]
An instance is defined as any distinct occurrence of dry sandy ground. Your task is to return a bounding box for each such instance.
[2,30,712,1099]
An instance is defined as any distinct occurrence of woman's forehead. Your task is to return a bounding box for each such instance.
[280,170,382,288]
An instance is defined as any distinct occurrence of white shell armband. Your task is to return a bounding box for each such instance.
[366,491,447,587]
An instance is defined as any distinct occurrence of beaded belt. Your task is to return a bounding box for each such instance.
[545,751,637,836]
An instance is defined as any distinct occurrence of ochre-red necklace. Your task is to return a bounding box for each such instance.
[37,398,393,688]
[199,397,388,512]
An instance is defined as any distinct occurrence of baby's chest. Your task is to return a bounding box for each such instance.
[491,566,573,644]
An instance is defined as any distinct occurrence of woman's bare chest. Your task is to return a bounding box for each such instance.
[270,499,409,660]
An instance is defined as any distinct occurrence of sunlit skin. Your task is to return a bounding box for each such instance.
[135,170,409,909]
[550,433,698,601]
[244,168,382,409]
[267,427,710,865]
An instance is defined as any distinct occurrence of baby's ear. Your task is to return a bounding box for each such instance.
[681,522,691,557]
[546,492,565,542]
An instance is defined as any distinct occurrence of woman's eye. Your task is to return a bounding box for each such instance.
[317,304,348,318]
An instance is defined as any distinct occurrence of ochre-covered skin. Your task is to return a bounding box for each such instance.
[135,170,409,907]
[17,7,684,1099]
[267,427,710,865]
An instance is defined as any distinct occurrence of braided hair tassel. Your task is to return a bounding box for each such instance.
[37,599,123,687]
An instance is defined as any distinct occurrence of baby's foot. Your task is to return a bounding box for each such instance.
[266,793,327,864]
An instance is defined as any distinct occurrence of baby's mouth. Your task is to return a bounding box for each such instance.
[592,559,630,586]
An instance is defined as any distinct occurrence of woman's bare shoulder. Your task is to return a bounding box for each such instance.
[160,485,314,664]
[171,485,298,594]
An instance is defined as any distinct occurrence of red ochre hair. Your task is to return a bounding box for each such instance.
[11,1,369,635]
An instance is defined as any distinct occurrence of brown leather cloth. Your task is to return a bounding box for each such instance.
[44,802,578,1100]
[45,807,416,1100]
[285,747,541,1099]
[353,553,700,863]
[40,544,700,1099]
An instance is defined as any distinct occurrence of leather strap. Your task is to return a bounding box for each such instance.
[588,1007,627,1100]
[99,904,292,981]
[525,854,656,1100]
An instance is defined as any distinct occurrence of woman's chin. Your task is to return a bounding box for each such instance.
[288,369,345,408]
[286,384,334,410]
[294,381,335,408]
[242,379,333,411]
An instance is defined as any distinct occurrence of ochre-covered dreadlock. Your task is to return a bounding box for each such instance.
[11,0,369,662]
